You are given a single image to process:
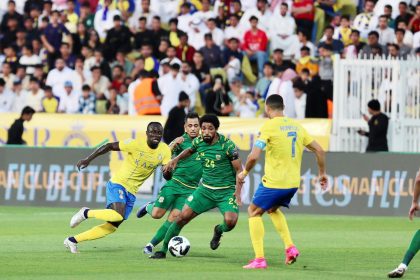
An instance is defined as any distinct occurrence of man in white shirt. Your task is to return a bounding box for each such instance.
[207,18,224,47]
[376,15,395,45]
[46,58,82,97]
[240,0,272,33]
[58,81,81,114]
[11,79,27,113]
[292,80,307,119]
[269,2,298,58]
[94,0,121,40]
[293,30,316,59]
[128,0,154,31]
[177,3,194,33]
[353,0,377,40]
[0,78,14,112]
[413,31,420,50]
[25,78,44,112]
[224,14,246,44]
[266,71,296,118]
[188,18,208,50]
[192,0,215,28]
[127,75,141,116]
[0,62,16,90]
[158,63,182,117]
[19,45,41,75]
[374,0,409,19]
[179,61,199,110]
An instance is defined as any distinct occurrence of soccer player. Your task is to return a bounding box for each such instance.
[237,95,328,269]
[388,169,420,278]
[149,114,244,259]
[63,122,172,253]
[136,112,202,254]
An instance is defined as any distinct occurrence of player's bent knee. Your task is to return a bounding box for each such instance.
[108,220,123,228]
[224,217,238,231]
[247,205,264,217]
[151,208,166,219]
[108,210,124,222]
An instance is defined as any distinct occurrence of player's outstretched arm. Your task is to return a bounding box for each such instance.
[76,142,120,171]
[168,137,184,152]
[305,141,328,190]
[164,148,194,172]
[409,169,420,220]
[238,146,263,182]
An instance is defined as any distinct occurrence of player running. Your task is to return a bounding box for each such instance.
[64,122,172,253]
[387,169,420,278]
[136,112,202,254]
[237,95,328,269]
[149,114,243,259]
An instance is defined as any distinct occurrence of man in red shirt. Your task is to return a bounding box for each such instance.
[242,16,268,78]
[292,0,315,41]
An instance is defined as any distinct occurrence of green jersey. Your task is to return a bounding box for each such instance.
[171,133,202,188]
[191,133,238,189]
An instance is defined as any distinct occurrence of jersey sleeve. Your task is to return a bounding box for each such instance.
[161,145,172,165]
[225,140,240,161]
[190,137,200,153]
[301,126,314,146]
[255,122,270,150]
[118,138,138,153]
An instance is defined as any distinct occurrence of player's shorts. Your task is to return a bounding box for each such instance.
[106,181,136,220]
[252,183,298,211]
[154,180,196,211]
[186,185,239,215]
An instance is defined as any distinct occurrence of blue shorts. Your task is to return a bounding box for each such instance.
[252,183,298,211]
[106,181,136,220]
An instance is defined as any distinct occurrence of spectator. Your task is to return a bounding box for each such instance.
[192,51,212,106]
[333,15,352,46]
[224,14,245,43]
[1,0,23,33]
[292,79,307,119]
[206,18,224,47]
[387,43,401,59]
[45,58,81,97]
[41,85,60,113]
[377,15,396,45]
[395,1,412,27]
[19,45,41,75]
[0,77,14,112]
[236,90,258,118]
[318,45,334,104]
[193,0,216,25]
[79,84,96,114]
[223,38,243,83]
[352,0,377,40]
[200,33,223,68]
[413,31,420,51]
[255,62,274,97]
[272,48,295,73]
[59,42,76,69]
[343,30,366,59]
[23,16,40,43]
[128,70,161,115]
[291,0,314,41]
[240,0,272,33]
[383,4,395,29]
[159,63,182,116]
[179,61,199,111]
[397,21,414,47]
[357,99,389,152]
[177,3,193,33]
[91,48,112,80]
[134,16,153,49]
[106,88,120,114]
[296,46,318,77]
[94,0,121,40]
[242,16,268,78]
[394,29,412,58]
[141,44,160,73]
[205,75,233,116]
[188,18,207,50]
[0,62,16,90]
[104,15,132,61]
[117,81,129,115]
[167,18,184,48]
[269,3,298,57]
[11,79,27,113]
[58,80,80,114]
[86,29,102,50]
[319,26,344,54]
[6,106,35,145]
[111,51,134,77]
[176,33,195,63]
[111,65,125,91]
[163,92,191,144]
[266,68,297,118]
[3,45,19,73]
[128,0,153,32]
[150,16,169,54]
[293,30,316,60]
[79,3,95,30]
[360,31,386,58]
[25,77,44,112]
[408,4,420,33]
[85,66,110,100]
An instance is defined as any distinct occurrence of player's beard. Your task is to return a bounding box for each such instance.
[202,135,213,143]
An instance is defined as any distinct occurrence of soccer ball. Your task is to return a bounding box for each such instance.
[168,236,190,257]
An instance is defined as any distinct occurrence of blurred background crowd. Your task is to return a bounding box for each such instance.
[0,0,419,120]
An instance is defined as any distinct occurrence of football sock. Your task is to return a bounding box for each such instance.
[87,209,123,222]
[217,221,232,233]
[74,222,117,243]
[150,220,172,246]
[249,217,265,258]
[402,230,420,266]
[269,209,294,248]
[146,203,155,215]
[161,222,182,253]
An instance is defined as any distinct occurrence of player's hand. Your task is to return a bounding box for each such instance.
[357,129,367,136]
[409,202,419,221]
[237,171,247,184]
[173,137,184,146]
[234,191,242,206]
[165,159,177,172]
[362,114,369,122]
[76,158,90,171]
[318,173,328,190]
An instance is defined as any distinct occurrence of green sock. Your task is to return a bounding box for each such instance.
[150,220,172,246]
[161,222,182,253]
[217,221,231,233]
[402,230,420,266]
[146,202,154,215]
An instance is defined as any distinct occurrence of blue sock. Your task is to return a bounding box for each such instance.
[69,236,78,243]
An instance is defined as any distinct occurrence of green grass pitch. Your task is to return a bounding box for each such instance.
[0,206,418,280]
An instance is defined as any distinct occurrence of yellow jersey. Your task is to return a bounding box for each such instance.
[111,138,171,194]
[255,117,313,189]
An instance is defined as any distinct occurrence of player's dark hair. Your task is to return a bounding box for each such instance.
[21,106,35,116]
[185,112,200,123]
[200,114,220,130]
[147,122,163,131]
[367,99,380,111]
[266,95,284,111]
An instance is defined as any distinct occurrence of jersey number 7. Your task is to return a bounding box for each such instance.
[287,131,297,158]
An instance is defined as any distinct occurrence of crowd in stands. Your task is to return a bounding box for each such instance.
[0,0,419,120]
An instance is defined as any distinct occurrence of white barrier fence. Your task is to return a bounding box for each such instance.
[331,55,420,152]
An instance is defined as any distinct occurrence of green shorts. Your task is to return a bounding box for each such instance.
[185,185,239,215]
[154,180,196,211]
